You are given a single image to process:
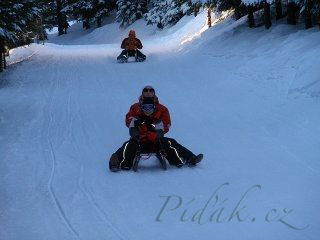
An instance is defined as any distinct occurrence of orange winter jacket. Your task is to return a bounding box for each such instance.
[125,97,171,134]
[121,37,143,51]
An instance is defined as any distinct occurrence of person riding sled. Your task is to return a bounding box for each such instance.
[109,86,203,172]
[117,30,146,63]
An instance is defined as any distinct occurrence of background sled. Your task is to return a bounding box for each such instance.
[117,51,146,63]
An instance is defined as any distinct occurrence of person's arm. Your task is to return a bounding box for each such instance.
[129,118,150,140]
[153,121,165,138]
[128,117,140,139]
[161,106,171,134]
[136,39,143,49]
[129,127,139,139]
[125,104,139,127]
[121,39,127,49]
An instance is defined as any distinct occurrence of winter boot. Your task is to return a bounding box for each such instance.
[176,162,184,168]
[186,154,203,167]
[117,54,128,63]
[109,153,120,172]
[136,55,146,62]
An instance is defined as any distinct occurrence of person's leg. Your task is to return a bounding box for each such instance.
[127,50,136,57]
[161,137,203,167]
[109,138,139,171]
[139,141,157,154]
[117,50,128,59]
[164,137,195,159]
[136,50,146,60]
[159,137,185,167]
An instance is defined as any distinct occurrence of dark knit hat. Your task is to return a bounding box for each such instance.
[142,85,155,94]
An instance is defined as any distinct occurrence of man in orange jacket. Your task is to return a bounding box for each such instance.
[117,30,146,62]
[109,85,203,172]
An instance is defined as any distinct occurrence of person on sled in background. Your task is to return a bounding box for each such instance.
[117,30,146,62]
[109,85,203,172]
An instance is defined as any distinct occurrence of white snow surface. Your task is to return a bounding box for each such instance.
[1,11,320,240]
[6,46,37,66]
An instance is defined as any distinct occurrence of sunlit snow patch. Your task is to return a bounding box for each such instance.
[180,9,234,45]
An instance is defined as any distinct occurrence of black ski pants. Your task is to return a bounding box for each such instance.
[118,49,145,59]
[115,137,195,170]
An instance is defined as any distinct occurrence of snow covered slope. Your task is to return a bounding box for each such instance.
[1,11,319,240]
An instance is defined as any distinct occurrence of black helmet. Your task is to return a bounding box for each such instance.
[142,85,155,94]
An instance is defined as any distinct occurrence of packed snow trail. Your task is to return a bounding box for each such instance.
[1,13,320,240]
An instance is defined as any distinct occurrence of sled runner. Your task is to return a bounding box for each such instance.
[132,144,167,172]
[117,51,146,63]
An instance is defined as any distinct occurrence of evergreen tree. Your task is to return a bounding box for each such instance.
[63,0,93,29]
[0,0,40,44]
[145,0,171,28]
[312,0,320,28]
[145,0,193,28]
[64,0,116,29]
[116,0,148,28]
[94,0,116,27]
[34,0,69,36]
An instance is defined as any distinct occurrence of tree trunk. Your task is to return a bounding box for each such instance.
[85,17,90,29]
[194,3,200,17]
[157,17,163,29]
[83,19,89,29]
[287,1,297,25]
[264,1,272,29]
[233,0,243,20]
[3,52,6,69]
[275,0,283,20]
[305,0,313,29]
[83,11,91,30]
[207,8,212,27]
[56,0,64,35]
[62,15,68,34]
[97,17,102,28]
[248,5,255,28]
[0,53,3,72]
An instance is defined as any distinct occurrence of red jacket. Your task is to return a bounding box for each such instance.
[125,99,171,133]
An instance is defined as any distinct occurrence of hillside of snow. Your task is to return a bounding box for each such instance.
[1,11,319,240]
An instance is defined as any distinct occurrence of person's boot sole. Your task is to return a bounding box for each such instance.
[188,154,203,167]
[109,153,120,172]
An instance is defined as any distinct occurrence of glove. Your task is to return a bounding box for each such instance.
[139,134,148,142]
[129,127,139,140]
[147,131,157,142]
[138,124,148,135]
[155,129,164,139]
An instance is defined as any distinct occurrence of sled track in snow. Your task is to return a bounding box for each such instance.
[78,166,127,240]
[71,61,128,240]
[48,142,80,240]
[45,55,80,240]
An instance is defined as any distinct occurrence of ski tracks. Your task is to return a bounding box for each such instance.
[41,53,81,240]
[38,53,127,240]
[71,56,128,240]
